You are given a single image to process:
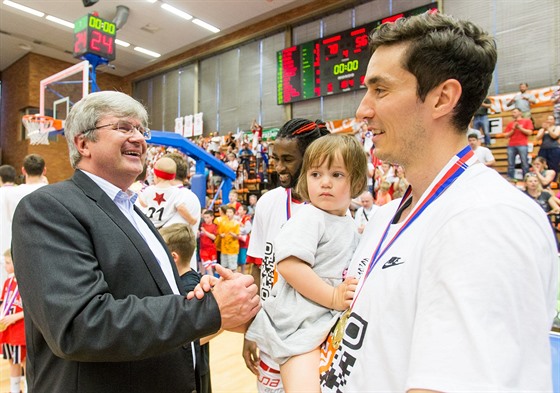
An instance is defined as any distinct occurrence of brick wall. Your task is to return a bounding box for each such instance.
[0,53,130,183]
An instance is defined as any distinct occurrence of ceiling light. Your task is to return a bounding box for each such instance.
[18,43,33,51]
[45,15,74,29]
[134,46,161,58]
[146,0,157,3]
[115,39,130,47]
[160,3,192,20]
[192,18,220,33]
[3,0,44,17]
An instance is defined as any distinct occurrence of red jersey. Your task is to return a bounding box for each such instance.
[199,222,218,262]
[0,275,25,345]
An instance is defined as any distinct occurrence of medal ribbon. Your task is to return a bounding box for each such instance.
[1,276,19,318]
[351,145,476,308]
[286,188,292,220]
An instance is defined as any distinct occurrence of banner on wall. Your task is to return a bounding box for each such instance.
[488,85,558,114]
[193,113,203,136]
[174,113,201,137]
[325,117,361,134]
[243,127,280,141]
[184,115,194,138]
[174,117,183,136]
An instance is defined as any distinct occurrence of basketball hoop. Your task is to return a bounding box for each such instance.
[22,115,61,145]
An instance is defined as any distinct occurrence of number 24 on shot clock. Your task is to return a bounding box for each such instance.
[73,13,116,61]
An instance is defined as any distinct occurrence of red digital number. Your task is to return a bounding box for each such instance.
[355,34,368,49]
[90,30,113,56]
[327,43,338,55]
[102,34,114,55]
[74,30,87,53]
[90,30,102,51]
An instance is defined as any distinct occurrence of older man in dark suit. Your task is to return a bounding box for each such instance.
[12,91,260,393]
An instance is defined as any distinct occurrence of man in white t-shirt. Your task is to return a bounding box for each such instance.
[322,12,557,393]
[353,191,377,235]
[244,118,330,393]
[166,152,201,271]
[468,132,495,166]
[2,155,47,252]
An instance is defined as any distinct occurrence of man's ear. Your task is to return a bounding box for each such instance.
[74,134,92,159]
[170,251,179,264]
[429,79,462,120]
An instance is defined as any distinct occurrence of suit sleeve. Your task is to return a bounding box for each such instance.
[12,189,221,362]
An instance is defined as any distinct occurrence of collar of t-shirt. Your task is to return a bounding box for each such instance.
[80,170,180,295]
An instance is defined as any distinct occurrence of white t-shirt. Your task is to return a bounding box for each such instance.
[141,184,201,271]
[1,183,46,252]
[246,204,358,365]
[473,146,495,165]
[247,187,305,301]
[322,163,558,392]
[353,205,378,231]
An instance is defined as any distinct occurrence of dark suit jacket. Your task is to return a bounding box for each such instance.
[12,170,221,393]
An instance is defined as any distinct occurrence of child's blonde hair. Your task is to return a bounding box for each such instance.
[380,181,391,191]
[159,224,195,267]
[297,134,367,201]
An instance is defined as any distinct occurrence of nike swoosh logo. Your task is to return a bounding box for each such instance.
[382,257,405,269]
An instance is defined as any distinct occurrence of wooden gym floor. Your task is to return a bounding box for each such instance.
[0,330,258,392]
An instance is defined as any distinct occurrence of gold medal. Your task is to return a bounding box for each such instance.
[331,309,351,350]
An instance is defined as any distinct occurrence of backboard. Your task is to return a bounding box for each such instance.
[39,60,89,127]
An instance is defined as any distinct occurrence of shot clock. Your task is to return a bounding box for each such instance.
[73,14,116,61]
[277,2,437,104]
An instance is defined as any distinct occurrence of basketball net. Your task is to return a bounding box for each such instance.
[22,115,60,145]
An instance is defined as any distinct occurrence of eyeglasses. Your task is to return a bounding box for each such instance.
[83,121,151,140]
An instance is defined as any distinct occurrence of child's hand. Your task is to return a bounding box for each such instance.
[0,314,18,328]
[331,276,359,311]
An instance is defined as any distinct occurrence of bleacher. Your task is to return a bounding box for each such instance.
[488,106,558,191]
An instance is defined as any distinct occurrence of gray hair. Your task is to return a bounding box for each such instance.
[65,91,149,168]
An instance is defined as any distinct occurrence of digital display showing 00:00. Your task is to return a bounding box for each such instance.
[73,14,117,61]
[277,2,438,105]
[333,60,360,75]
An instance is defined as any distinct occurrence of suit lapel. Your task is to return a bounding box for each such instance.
[133,204,184,291]
[71,171,177,295]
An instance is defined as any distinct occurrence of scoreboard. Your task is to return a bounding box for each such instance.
[277,3,438,104]
[73,13,116,61]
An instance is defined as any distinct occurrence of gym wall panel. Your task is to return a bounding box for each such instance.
[261,33,287,129]
[199,57,219,133]
[162,71,179,132]
[178,64,197,121]
[238,41,261,131]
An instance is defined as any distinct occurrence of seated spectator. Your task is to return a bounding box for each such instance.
[238,142,254,176]
[531,156,556,190]
[225,152,239,173]
[523,172,560,215]
[392,164,410,199]
[375,181,392,206]
[468,133,495,166]
[353,191,377,235]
